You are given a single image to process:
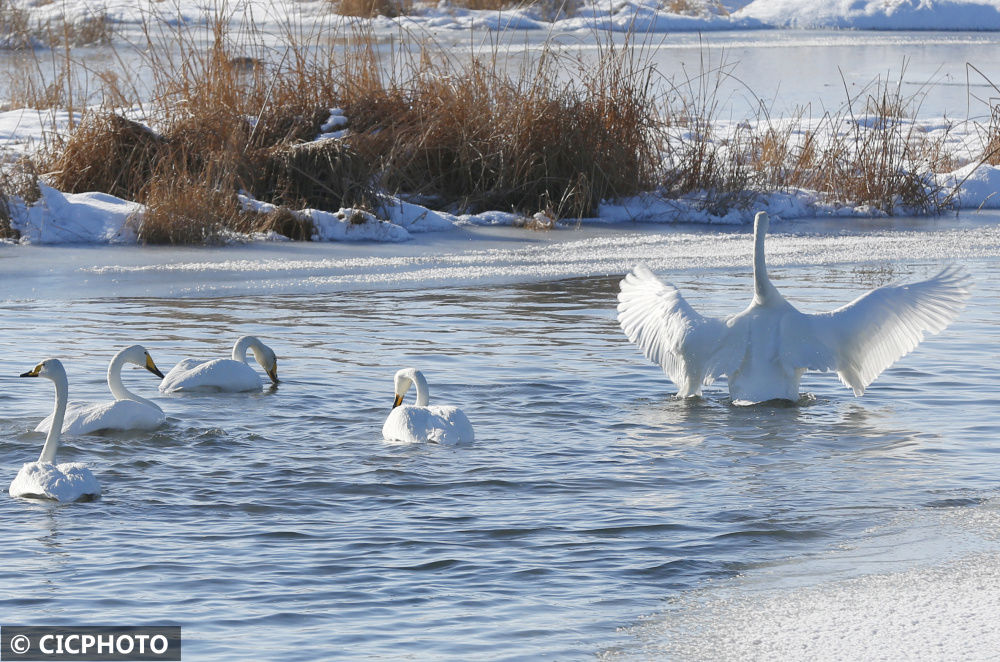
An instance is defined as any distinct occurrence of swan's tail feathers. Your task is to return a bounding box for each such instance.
[814,264,972,396]
[617,264,727,396]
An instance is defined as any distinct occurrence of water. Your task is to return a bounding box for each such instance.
[0,220,998,659]
[4,29,1000,126]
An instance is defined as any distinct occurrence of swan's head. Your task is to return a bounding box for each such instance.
[20,358,66,382]
[251,343,279,384]
[391,368,422,409]
[120,344,165,378]
[754,211,770,235]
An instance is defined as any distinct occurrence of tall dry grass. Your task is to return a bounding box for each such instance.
[43,12,375,242]
[342,35,661,217]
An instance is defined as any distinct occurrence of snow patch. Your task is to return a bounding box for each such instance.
[317,108,349,141]
[305,208,412,242]
[736,0,1000,30]
[939,162,1000,209]
[9,183,140,245]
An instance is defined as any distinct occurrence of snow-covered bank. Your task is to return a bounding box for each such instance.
[736,0,1000,30]
[2,182,461,245]
[6,162,1000,245]
[10,0,1000,33]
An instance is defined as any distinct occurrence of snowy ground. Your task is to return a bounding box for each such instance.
[13,0,1000,35]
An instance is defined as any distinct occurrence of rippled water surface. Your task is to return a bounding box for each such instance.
[1,223,998,660]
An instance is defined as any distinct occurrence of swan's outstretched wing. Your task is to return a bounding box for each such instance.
[782,266,971,395]
[617,264,733,396]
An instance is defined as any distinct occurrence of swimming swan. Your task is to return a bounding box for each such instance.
[617,211,971,404]
[10,359,101,502]
[159,336,279,393]
[382,368,475,444]
[36,345,165,435]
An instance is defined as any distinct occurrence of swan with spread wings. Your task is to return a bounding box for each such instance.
[617,212,971,404]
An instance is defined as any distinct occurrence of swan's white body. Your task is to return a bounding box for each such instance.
[618,212,971,404]
[382,368,475,444]
[159,336,279,393]
[10,359,101,502]
[36,345,165,435]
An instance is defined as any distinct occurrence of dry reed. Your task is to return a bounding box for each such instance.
[333,0,413,17]
[342,35,661,217]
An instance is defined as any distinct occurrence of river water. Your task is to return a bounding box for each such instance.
[0,218,997,659]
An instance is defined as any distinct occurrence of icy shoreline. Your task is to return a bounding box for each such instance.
[4,216,997,299]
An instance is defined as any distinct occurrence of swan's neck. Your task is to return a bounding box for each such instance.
[232,337,253,363]
[232,336,265,365]
[39,374,67,464]
[412,371,430,407]
[108,352,160,411]
[753,221,779,304]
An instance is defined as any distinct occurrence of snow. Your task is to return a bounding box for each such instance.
[624,502,1000,661]
[378,198,458,233]
[939,162,1000,209]
[8,183,141,245]
[305,208,412,242]
[316,108,349,141]
[736,0,1000,30]
[637,552,1000,660]
[0,109,75,160]
[7,0,1000,34]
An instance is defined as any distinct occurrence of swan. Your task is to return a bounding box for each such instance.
[10,359,101,502]
[159,336,279,393]
[35,345,165,435]
[382,368,475,444]
[617,211,971,405]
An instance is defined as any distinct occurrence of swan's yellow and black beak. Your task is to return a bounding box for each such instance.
[20,364,42,378]
[391,393,403,410]
[145,353,165,379]
[266,360,279,385]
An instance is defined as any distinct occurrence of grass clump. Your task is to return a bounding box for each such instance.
[255,138,376,212]
[48,113,168,201]
[343,39,661,218]
[333,0,412,17]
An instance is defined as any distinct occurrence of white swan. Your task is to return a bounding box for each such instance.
[36,345,165,435]
[617,211,971,404]
[382,368,475,444]
[10,359,101,502]
[158,336,279,393]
